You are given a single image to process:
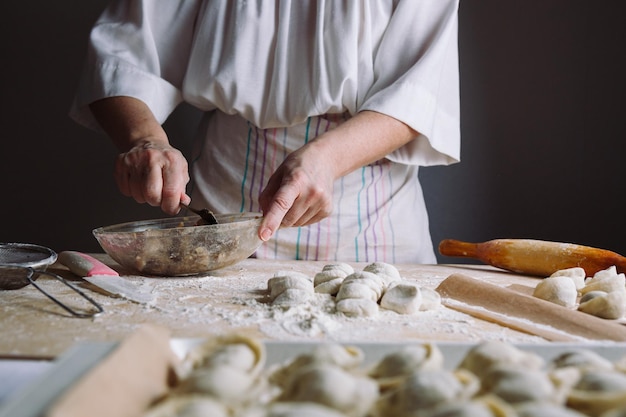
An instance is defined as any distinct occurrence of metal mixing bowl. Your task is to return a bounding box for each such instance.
[93,212,263,276]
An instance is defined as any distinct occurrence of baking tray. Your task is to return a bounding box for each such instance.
[1,339,625,417]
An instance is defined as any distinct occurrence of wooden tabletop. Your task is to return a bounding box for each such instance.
[0,256,552,357]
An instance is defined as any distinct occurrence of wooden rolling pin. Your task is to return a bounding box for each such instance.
[439,238,626,277]
[436,273,626,342]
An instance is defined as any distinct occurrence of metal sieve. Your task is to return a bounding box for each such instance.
[0,243,103,318]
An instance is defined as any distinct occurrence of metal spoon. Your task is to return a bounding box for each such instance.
[180,203,219,225]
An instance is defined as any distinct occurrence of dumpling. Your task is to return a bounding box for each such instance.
[314,263,354,295]
[457,341,544,380]
[362,262,402,288]
[175,335,266,404]
[550,349,615,372]
[480,364,556,404]
[278,363,378,417]
[270,344,364,388]
[550,267,587,290]
[578,290,626,320]
[373,369,476,416]
[368,343,444,388]
[379,283,423,314]
[533,276,578,308]
[241,402,348,417]
[514,401,588,417]
[581,266,626,295]
[143,395,230,417]
[567,370,626,416]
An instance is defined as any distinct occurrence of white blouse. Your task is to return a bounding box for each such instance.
[71,0,461,263]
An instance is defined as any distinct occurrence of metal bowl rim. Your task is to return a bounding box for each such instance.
[92,212,262,236]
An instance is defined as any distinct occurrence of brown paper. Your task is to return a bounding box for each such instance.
[46,324,177,417]
[436,273,626,342]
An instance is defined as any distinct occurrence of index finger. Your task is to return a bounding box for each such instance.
[258,185,300,241]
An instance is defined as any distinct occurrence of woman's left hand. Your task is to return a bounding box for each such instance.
[258,142,335,241]
[257,110,418,242]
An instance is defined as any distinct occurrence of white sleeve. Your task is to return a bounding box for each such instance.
[359,0,461,166]
[69,0,201,131]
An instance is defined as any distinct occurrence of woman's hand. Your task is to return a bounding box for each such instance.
[115,139,190,214]
[258,142,336,241]
[257,110,418,242]
[89,96,191,215]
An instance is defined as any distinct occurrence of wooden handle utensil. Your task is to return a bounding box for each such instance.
[439,238,626,277]
[436,273,626,342]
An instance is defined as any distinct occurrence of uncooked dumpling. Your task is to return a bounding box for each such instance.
[550,349,615,372]
[336,298,379,317]
[143,395,230,417]
[550,267,587,290]
[480,364,556,404]
[515,401,588,417]
[268,275,313,301]
[362,262,402,288]
[241,402,349,417]
[175,335,266,404]
[181,335,265,377]
[581,266,626,295]
[368,343,444,388]
[578,290,626,319]
[270,344,364,388]
[379,283,422,314]
[373,369,475,415]
[337,272,385,301]
[567,370,626,416]
[533,276,578,308]
[278,363,378,417]
[457,341,544,380]
[419,287,442,311]
[314,263,353,295]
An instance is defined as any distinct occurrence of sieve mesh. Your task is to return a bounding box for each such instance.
[0,243,57,269]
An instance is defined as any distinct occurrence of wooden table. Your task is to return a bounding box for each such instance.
[0,257,550,357]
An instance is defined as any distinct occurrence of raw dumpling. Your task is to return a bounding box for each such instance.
[419,287,442,311]
[362,262,402,288]
[314,263,354,295]
[533,276,578,308]
[337,272,385,302]
[278,363,379,417]
[335,298,379,317]
[181,335,265,377]
[379,283,423,314]
[514,401,588,417]
[270,344,364,388]
[457,341,544,380]
[268,273,314,307]
[480,364,556,404]
[581,266,625,295]
[550,349,615,372]
[175,335,266,404]
[550,267,587,290]
[241,402,348,417]
[578,290,626,319]
[368,343,444,389]
[335,271,385,317]
[373,369,476,416]
[567,370,626,416]
[143,395,230,417]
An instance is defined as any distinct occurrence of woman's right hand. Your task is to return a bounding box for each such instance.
[89,97,191,215]
[114,139,190,215]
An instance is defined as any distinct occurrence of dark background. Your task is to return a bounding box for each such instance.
[2,1,625,263]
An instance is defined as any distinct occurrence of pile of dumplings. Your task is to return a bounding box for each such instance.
[533,266,626,319]
[267,262,441,316]
[143,336,626,417]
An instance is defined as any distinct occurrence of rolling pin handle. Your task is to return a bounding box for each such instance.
[438,239,479,258]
